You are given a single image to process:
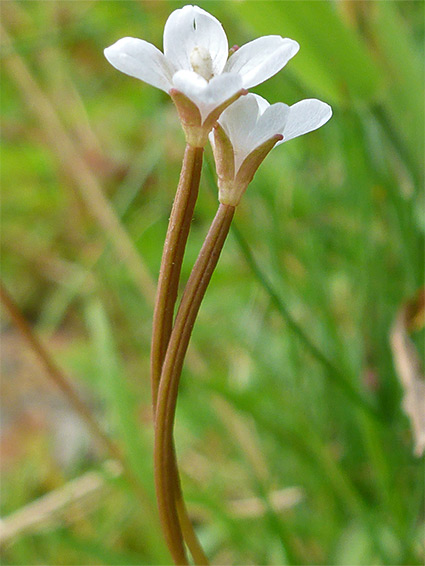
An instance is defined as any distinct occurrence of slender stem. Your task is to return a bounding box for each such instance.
[151,144,208,564]
[154,203,235,565]
[172,448,209,565]
[151,144,203,409]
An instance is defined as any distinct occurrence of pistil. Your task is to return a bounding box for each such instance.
[190,46,214,81]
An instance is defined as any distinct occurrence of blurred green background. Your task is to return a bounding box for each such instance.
[1,1,424,564]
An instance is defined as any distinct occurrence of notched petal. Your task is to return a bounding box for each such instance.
[163,5,228,76]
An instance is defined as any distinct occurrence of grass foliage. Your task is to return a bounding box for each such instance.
[1,1,424,564]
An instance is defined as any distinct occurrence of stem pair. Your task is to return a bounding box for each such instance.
[151,142,235,564]
[151,144,206,564]
[154,204,234,564]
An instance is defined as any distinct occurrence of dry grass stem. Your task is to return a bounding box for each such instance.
[390,288,425,457]
[228,488,304,518]
[0,461,121,546]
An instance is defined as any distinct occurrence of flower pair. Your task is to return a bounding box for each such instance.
[104,7,332,564]
[104,5,331,205]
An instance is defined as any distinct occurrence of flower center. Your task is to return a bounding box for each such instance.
[190,46,214,81]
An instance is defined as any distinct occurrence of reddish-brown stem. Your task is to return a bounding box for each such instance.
[150,144,208,564]
[154,203,235,565]
[151,144,203,409]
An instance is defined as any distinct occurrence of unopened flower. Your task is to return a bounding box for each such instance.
[104,5,299,147]
[210,94,332,206]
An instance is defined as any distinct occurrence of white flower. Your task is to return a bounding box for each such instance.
[104,5,299,146]
[210,94,332,205]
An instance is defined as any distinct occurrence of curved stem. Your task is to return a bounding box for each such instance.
[154,204,235,565]
[151,144,208,564]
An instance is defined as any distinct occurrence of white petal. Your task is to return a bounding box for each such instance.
[172,70,209,94]
[172,70,242,123]
[248,102,290,152]
[218,94,289,171]
[280,99,332,143]
[163,5,228,76]
[219,94,260,154]
[224,36,299,89]
[253,94,270,115]
[104,37,174,92]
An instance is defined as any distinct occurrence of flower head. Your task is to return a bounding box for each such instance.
[104,5,299,146]
[210,94,332,206]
